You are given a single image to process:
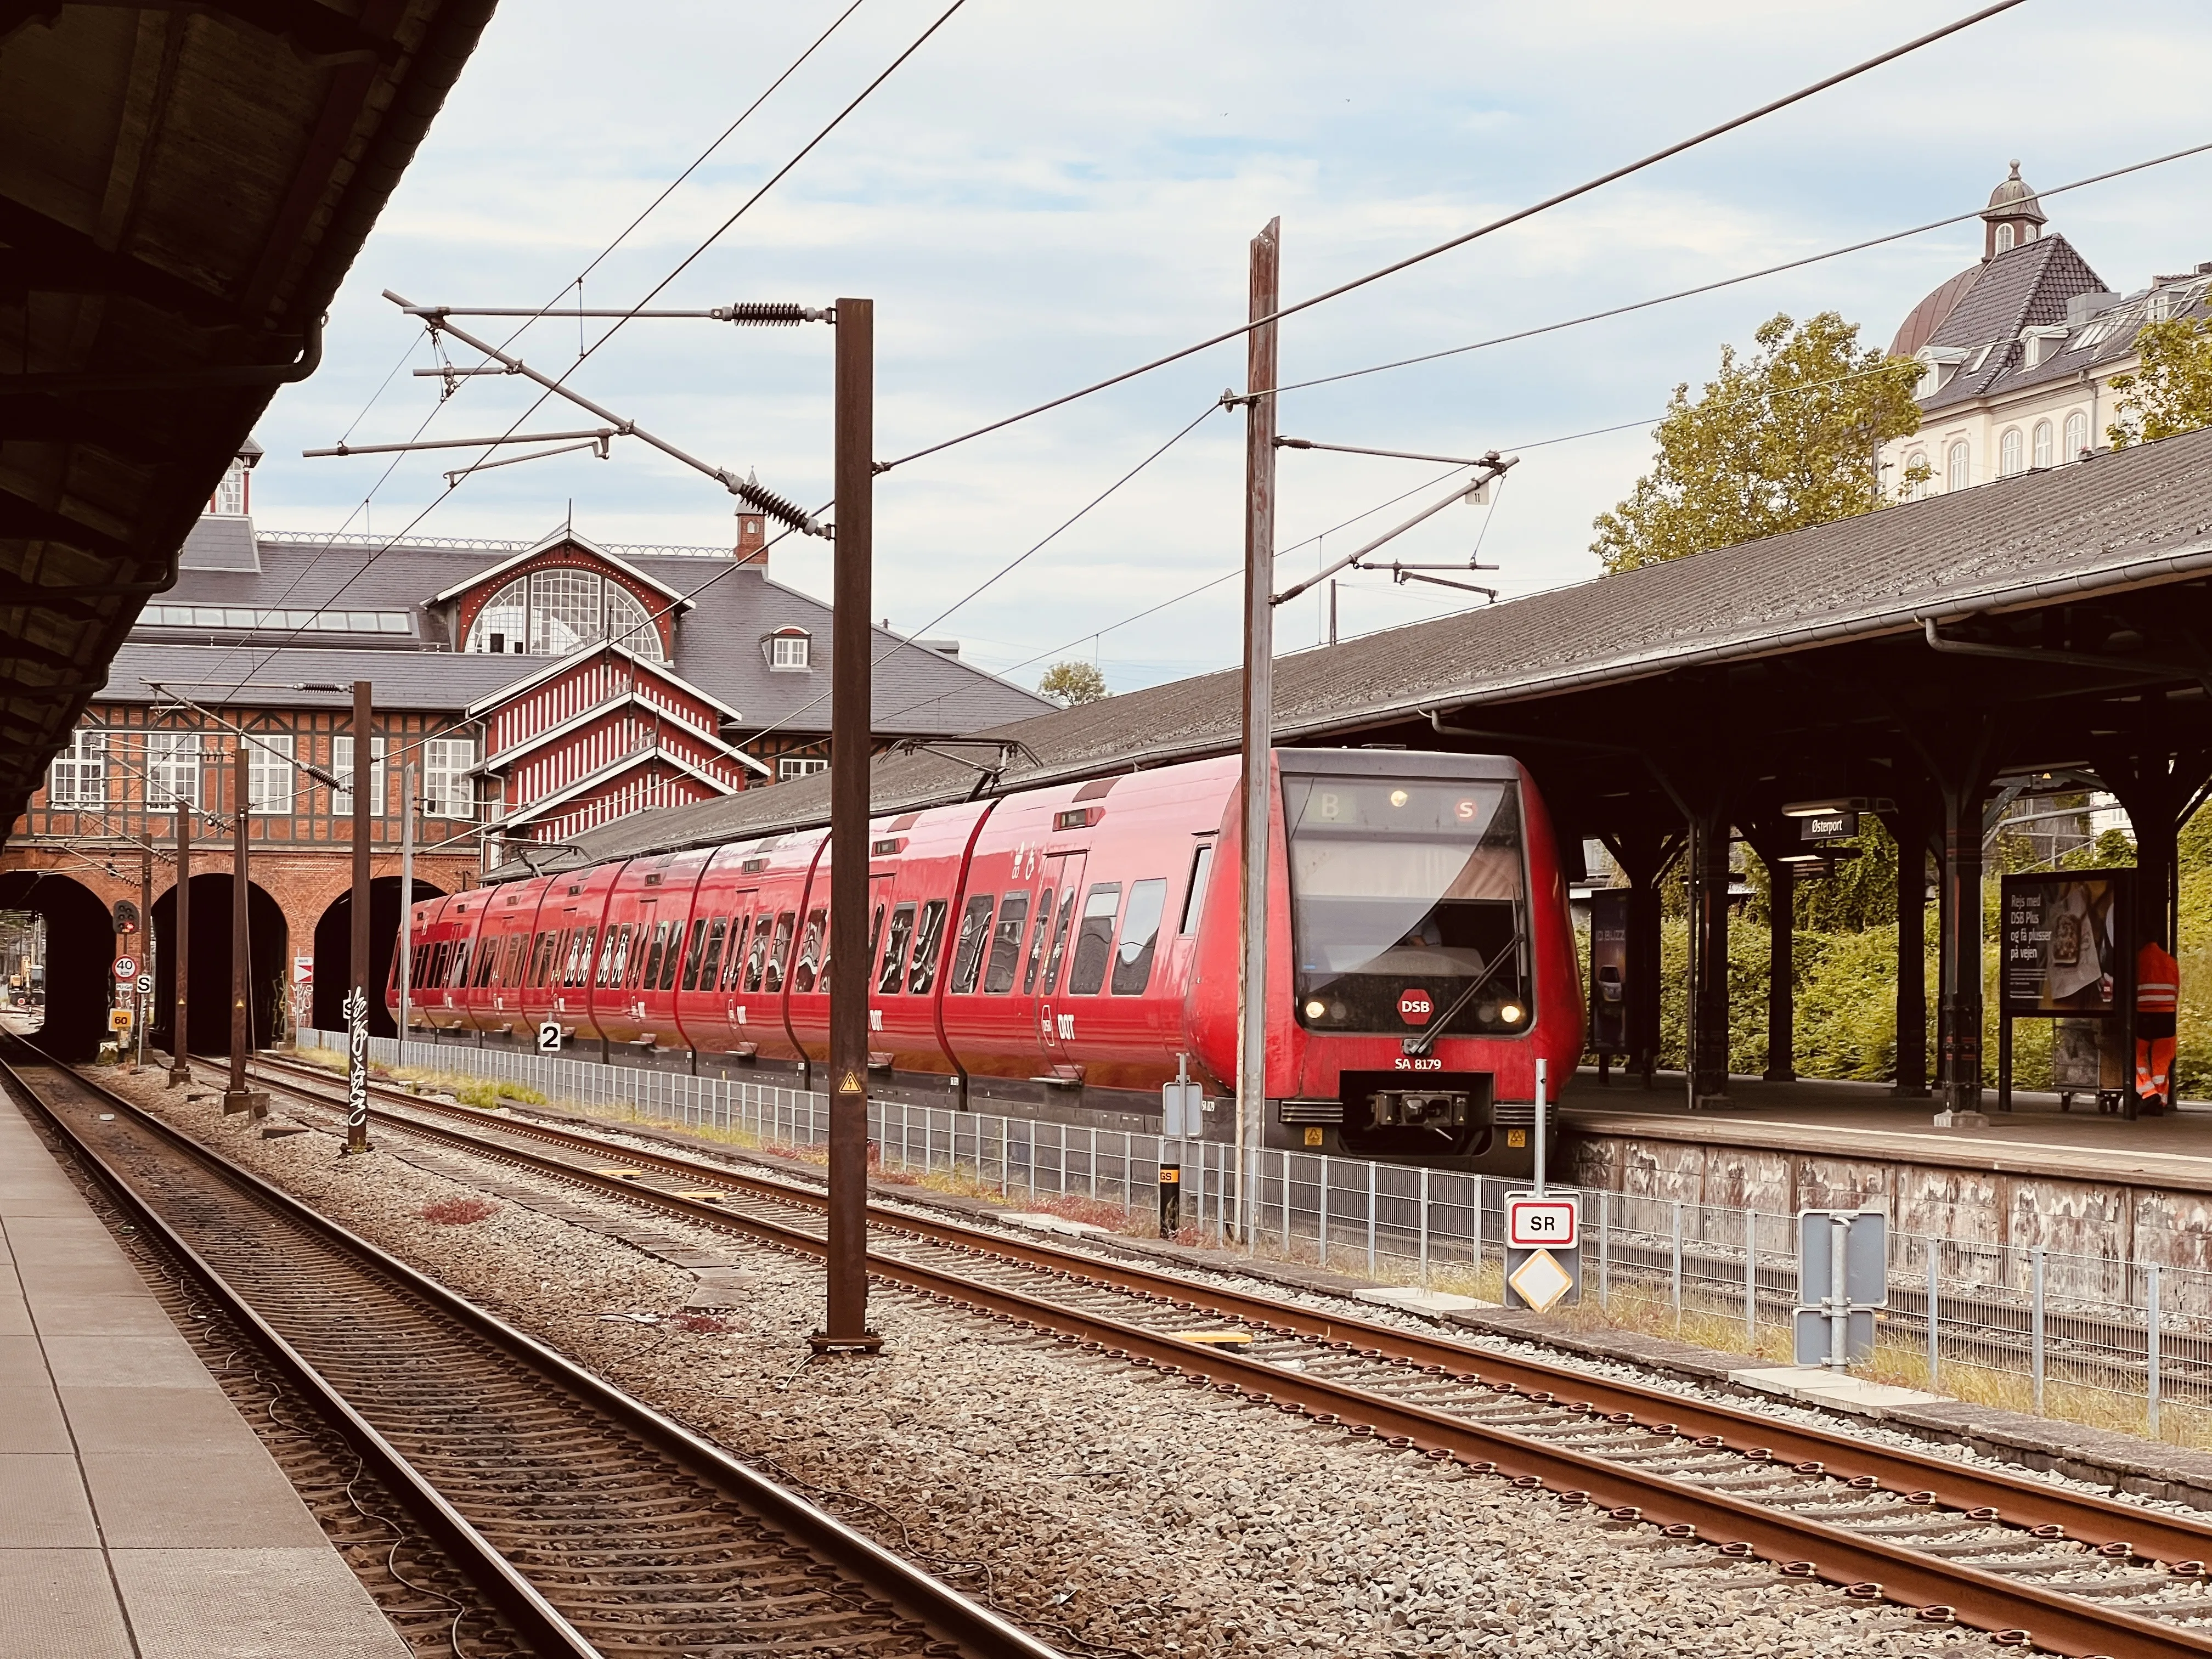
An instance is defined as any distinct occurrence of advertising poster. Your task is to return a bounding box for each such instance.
[1588,888,1629,1051]
[2001,872,2126,1015]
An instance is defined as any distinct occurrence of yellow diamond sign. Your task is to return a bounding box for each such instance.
[1506,1247,1574,1314]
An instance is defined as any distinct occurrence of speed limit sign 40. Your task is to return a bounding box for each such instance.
[112,955,138,983]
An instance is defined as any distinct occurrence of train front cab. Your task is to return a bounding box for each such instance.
[1188,748,1582,1178]
[394,892,484,1033]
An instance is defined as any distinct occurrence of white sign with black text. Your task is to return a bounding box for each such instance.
[1505,1192,1579,1250]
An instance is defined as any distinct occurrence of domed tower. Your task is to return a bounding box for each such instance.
[1981,159,2046,259]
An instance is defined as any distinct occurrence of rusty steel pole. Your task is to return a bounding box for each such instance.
[223,738,261,1117]
[1235,217,1280,1245]
[813,296,882,1356]
[346,680,373,1153]
[168,799,191,1084]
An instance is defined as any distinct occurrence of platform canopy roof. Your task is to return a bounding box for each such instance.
[0,0,500,830]
[528,424,2212,877]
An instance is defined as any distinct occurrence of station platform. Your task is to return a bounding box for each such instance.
[1560,1070,2212,1264]
[1565,1069,2212,1192]
[0,1091,408,1658]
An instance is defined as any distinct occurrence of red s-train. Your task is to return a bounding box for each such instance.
[393,748,1582,1174]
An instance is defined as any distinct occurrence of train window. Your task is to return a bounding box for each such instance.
[448,941,471,988]
[1181,842,1215,934]
[693,917,730,991]
[877,904,915,994]
[569,928,598,988]
[907,900,949,995]
[527,931,557,988]
[1065,884,1122,995]
[506,933,529,987]
[950,895,996,994]
[658,921,688,991]
[593,924,623,987]
[721,916,751,991]
[640,923,669,991]
[678,918,712,991]
[742,913,772,992]
[425,943,444,988]
[985,894,1030,995]
[793,909,826,995]
[1021,890,1054,993]
[1282,776,1528,1035]
[1042,891,1077,994]
[1111,879,1168,995]
[473,940,499,987]
[764,912,795,992]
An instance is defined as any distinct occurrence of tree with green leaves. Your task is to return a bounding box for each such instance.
[1037,661,1109,706]
[1591,311,1926,574]
[2108,315,2212,449]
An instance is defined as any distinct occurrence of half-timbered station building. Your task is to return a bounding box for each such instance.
[2,449,1048,1052]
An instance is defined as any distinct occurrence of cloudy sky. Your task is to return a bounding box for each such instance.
[253,0,2212,695]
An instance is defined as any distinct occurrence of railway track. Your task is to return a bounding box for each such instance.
[0,1043,1062,1659]
[223,1048,2212,1658]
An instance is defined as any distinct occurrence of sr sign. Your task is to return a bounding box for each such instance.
[1505,1193,1579,1250]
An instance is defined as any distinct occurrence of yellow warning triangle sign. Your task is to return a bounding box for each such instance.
[837,1070,865,1094]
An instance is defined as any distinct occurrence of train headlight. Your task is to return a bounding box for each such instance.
[1498,1000,1526,1025]
[1389,788,1409,808]
[1304,999,1327,1020]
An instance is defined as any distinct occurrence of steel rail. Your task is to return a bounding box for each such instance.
[0,1053,596,1659]
[240,1056,2212,1656]
[247,1056,2212,1565]
[13,1048,1062,1659]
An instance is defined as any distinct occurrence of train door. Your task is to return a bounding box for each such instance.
[719,887,758,1049]
[1034,851,1086,1068]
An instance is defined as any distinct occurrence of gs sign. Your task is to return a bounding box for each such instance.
[1397,988,1433,1026]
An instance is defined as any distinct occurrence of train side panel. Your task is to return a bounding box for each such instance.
[868,803,991,1085]
[459,874,555,1041]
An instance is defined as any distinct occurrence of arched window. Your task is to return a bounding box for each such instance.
[2032,420,2053,469]
[1905,451,1929,501]
[602,583,660,658]
[2064,410,2089,460]
[1999,428,2023,477]
[465,578,528,653]
[1996,223,2016,253]
[1947,441,1971,492]
[462,569,667,660]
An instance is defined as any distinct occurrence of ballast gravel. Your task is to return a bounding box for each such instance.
[100,1067,2007,1659]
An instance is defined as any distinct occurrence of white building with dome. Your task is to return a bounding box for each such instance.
[1877,161,2212,499]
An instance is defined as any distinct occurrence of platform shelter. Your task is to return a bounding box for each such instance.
[545,426,2212,1120]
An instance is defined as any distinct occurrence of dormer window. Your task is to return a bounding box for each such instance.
[1996,223,2015,253]
[768,630,811,670]
[211,459,247,516]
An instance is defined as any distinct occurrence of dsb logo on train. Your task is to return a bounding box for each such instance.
[1397,989,1433,1026]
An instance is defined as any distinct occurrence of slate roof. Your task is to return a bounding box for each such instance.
[148,522,1050,737]
[1915,234,2112,415]
[532,424,2212,877]
[93,644,539,712]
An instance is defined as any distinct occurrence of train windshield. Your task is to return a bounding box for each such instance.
[1284,776,1528,1036]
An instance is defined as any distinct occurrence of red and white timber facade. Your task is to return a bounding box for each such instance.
[473,645,764,847]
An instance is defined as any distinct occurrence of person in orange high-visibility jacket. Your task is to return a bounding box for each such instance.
[2137,940,2181,1113]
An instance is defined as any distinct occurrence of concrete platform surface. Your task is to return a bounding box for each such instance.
[1567,1068,2212,1192]
[0,1094,407,1659]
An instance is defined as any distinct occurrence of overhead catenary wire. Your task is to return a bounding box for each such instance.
[874,0,2028,475]
[1272,139,2212,399]
[206,1,946,704]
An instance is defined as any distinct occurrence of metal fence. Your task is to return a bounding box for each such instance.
[301,1029,2212,1436]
